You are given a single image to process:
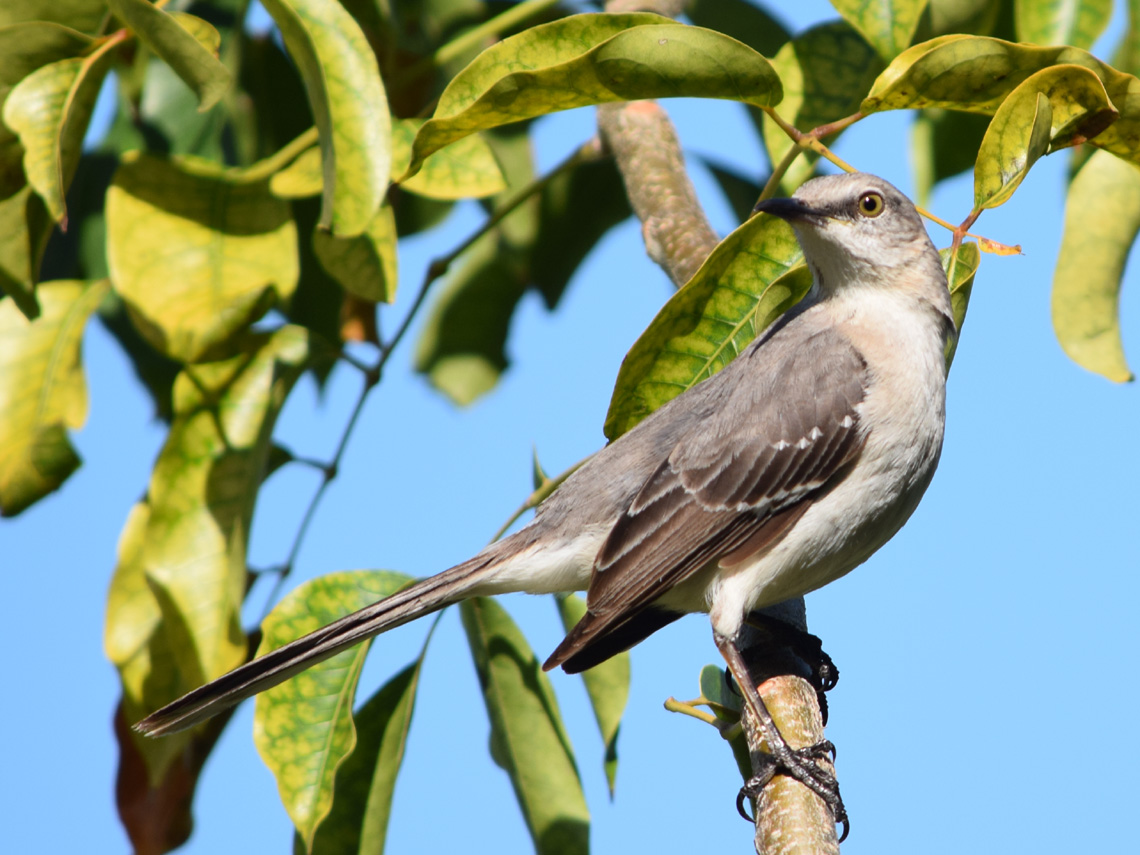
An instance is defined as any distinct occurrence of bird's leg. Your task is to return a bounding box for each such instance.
[716,634,848,840]
[742,612,839,723]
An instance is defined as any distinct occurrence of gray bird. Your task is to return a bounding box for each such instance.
[137,172,955,831]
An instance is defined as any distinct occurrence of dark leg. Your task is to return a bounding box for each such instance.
[716,634,849,841]
[742,612,839,723]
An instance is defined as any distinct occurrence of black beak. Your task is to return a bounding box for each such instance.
[751,197,822,223]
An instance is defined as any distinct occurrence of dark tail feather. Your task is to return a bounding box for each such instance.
[544,606,683,674]
[135,556,496,737]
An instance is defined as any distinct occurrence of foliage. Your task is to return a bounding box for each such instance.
[0,0,1135,853]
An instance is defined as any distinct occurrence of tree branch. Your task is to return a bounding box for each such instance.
[597,100,718,288]
[738,619,841,855]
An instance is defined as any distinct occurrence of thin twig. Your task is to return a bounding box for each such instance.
[488,455,591,543]
[597,100,718,287]
[759,144,805,202]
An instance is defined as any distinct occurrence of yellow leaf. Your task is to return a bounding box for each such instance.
[1052,149,1137,382]
[260,0,389,236]
[312,202,398,304]
[407,14,781,176]
[390,119,506,200]
[0,279,107,515]
[2,49,114,224]
[973,65,1116,210]
[863,36,1140,165]
[107,153,299,363]
[830,0,927,61]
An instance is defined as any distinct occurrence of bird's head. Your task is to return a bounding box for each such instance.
[754,173,948,304]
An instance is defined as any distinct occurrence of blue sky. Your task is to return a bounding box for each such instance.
[4,2,1138,853]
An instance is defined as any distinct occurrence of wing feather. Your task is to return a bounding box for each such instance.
[545,326,870,671]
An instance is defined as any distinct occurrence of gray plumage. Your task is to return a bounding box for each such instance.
[137,172,955,737]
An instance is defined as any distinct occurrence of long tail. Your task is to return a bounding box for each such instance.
[135,555,498,737]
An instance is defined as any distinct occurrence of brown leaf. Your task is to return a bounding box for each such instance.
[340,294,378,343]
[113,695,235,854]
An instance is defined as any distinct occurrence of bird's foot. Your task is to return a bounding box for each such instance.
[742,613,839,722]
[718,635,848,841]
[736,740,849,842]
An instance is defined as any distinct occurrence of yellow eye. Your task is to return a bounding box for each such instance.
[857,192,884,217]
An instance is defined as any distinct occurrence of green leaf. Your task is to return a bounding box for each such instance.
[0,185,50,318]
[915,0,1004,40]
[306,657,425,855]
[532,447,549,490]
[830,0,929,61]
[255,570,414,853]
[271,145,323,199]
[687,0,791,57]
[0,21,94,190]
[415,153,630,406]
[260,0,390,236]
[1015,0,1113,51]
[273,120,507,203]
[556,594,629,797]
[168,12,223,56]
[415,233,524,406]
[941,241,980,369]
[761,20,883,190]
[0,0,109,33]
[604,216,811,440]
[411,126,536,407]
[0,278,106,515]
[911,108,991,204]
[238,30,316,161]
[106,504,161,679]
[105,501,192,781]
[41,147,117,282]
[313,201,398,304]
[529,155,632,307]
[106,152,299,363]
[861,36,1140,165]
[2,48,115,225]
[460,597,589,855]
[406,13,782,175]
[1052,149,1137,381]
[973,64,1117,210]
[391,190,453,238]
[699,663,742,715]
[107,0,232,111]
[142,327,309,699]
[696,664,752,779]
[391,118,506,200]
[1113,0,1140,77]
[136,55,228,160]
[287,195,348,373]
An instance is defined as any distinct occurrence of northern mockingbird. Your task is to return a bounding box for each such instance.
[137,172,955,833]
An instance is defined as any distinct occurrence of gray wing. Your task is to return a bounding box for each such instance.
[545,326,869,670]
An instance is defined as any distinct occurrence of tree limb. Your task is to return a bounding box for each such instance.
[597,100,718,288]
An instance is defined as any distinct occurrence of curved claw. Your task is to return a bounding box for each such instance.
[735,741,848,841]
[815,648,839,692]
[736,788,754,822]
